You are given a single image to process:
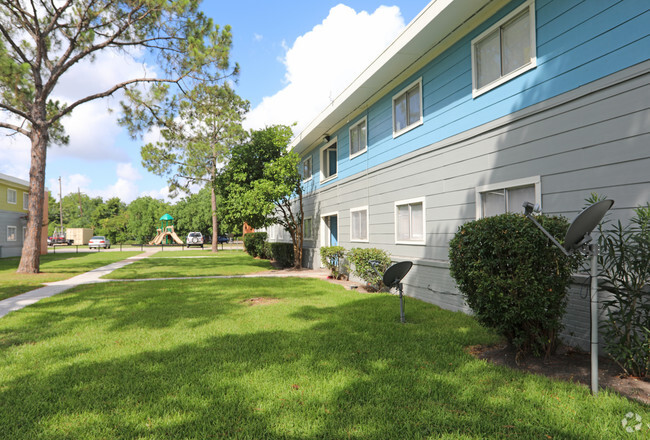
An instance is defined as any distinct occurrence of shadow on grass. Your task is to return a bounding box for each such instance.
[0,278,637,439]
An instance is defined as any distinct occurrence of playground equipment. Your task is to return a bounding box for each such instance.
[148,213,184,245]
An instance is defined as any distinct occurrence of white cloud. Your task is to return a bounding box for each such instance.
[244,4,405,134]
[140,186,173,202]
[253,33,263,42]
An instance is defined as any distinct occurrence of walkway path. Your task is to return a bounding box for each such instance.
[0,249,157,319]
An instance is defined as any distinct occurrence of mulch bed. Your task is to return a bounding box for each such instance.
[469,343,650,405]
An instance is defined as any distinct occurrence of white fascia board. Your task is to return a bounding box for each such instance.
[291,0,500,155]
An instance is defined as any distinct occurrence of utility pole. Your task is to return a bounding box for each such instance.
[77,187,83,215]
[59,177,64,234]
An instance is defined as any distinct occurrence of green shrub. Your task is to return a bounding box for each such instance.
[269,242,294,268]
[262,242,272,260]
[449,213,580,358]
[598,202,650,377]
[243,232,267,258]
[320,246,346,279]
[347,247,392,291]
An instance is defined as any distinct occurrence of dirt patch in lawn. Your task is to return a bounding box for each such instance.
[468,343,650,405]
[240,297,281,306]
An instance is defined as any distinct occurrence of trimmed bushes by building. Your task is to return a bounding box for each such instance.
[268,242,294,268]
[320,246,346,279]
[347,247,392,291]
[243,232,267,258]
[449,213,580,358]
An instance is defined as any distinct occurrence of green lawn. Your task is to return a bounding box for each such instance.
[0,252,141,301]
[106,250,273,279]
[0,276,646,439]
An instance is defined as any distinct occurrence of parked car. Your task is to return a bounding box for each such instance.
[88,236,110,249]
[217,235,229,244]
[186,232,204,248]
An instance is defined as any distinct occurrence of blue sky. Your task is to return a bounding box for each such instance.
[1,1,424,203]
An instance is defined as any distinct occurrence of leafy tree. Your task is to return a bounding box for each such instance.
[126,196,170,244]
[0,1,236,273]
[171,187,213,238]
[127,82,249,252]
[97,211,129,244]
[220,125,305,268]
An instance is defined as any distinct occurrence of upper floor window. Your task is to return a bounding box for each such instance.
[7,188,17,205]
[302,156,313,182]
[472,0,536,97]
[349,117,367,159]
[320,138,338,183]
[350,206,369,242]
[23,192,29,210]
[475,176,541,218]
[393,78,422,137]
[395,197,425,244]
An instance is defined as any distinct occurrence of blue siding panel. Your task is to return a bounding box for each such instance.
[305,0,650,191]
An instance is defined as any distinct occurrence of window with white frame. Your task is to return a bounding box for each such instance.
[395,198,425,244]
[23,192,29,210]
[23,226,27,242]
[472,0,536,97]
[320,139,338,182]
[349,117,367,158]
[393,79,422,136]
[350,206,368,242]
[303,217,313,240]
[7,188,17,204]
[475,176,541,218]
[7,226,17,242]
[302,156,312,181]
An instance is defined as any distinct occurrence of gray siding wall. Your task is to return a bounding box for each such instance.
[0,210,26,258]
[301,61,650,350]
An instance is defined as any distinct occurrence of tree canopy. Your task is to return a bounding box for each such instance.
[0,0,236,272]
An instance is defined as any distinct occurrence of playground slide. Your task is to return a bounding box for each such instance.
[148,229,163,245]
[168,230,184,245]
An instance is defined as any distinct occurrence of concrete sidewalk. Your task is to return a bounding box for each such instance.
[0,250,156,319]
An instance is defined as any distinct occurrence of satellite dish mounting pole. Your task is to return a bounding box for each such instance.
[589,241,599,395]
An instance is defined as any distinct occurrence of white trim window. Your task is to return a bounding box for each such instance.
[475,176,541,219]
[303,217,313,240]
[302,156,313,182]
[7,225,17,242]
[349,117,367,159]
[23,192,29,210]
[392,78,423,137]
[350,206,369,242]
[471,0,536,97]
[320,138,338,183]
[23,226,27,242]
[7,188,17,205]
[395,198,425,244]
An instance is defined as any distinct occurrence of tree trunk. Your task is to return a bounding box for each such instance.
[210,185,218,253]
[17,124,49,274]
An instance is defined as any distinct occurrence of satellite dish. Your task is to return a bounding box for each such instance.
[564,199,614,252]
[382,261,413,289]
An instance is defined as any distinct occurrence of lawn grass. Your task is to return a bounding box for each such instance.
[0,277,646,439]
[0,252,141,301]
[106,250,273,279]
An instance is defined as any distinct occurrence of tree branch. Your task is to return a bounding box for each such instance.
[0,120,30,136]
[0,103,32,123]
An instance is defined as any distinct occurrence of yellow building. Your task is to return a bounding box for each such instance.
[0,173,48,258]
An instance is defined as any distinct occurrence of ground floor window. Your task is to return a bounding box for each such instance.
[303,217,313,240]
[475,176,541,218]
[7,226,17,242]
[395,198,425,244]
[350,206,368,242]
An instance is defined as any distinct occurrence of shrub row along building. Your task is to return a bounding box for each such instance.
[276,0,649,349]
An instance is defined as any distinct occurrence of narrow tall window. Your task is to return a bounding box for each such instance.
[7,188,17,204]
[393,79,422,136]
[303,217,313,240]
[395,198,425,244]
[472,1,536,96]
[302,156,312,181]
[320,139,338,182]
[350,207,368,242]
[349,117,367,158]
[23,192,29,210]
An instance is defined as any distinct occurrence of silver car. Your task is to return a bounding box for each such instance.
[186,232,204,248]
[88,236,111,249]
